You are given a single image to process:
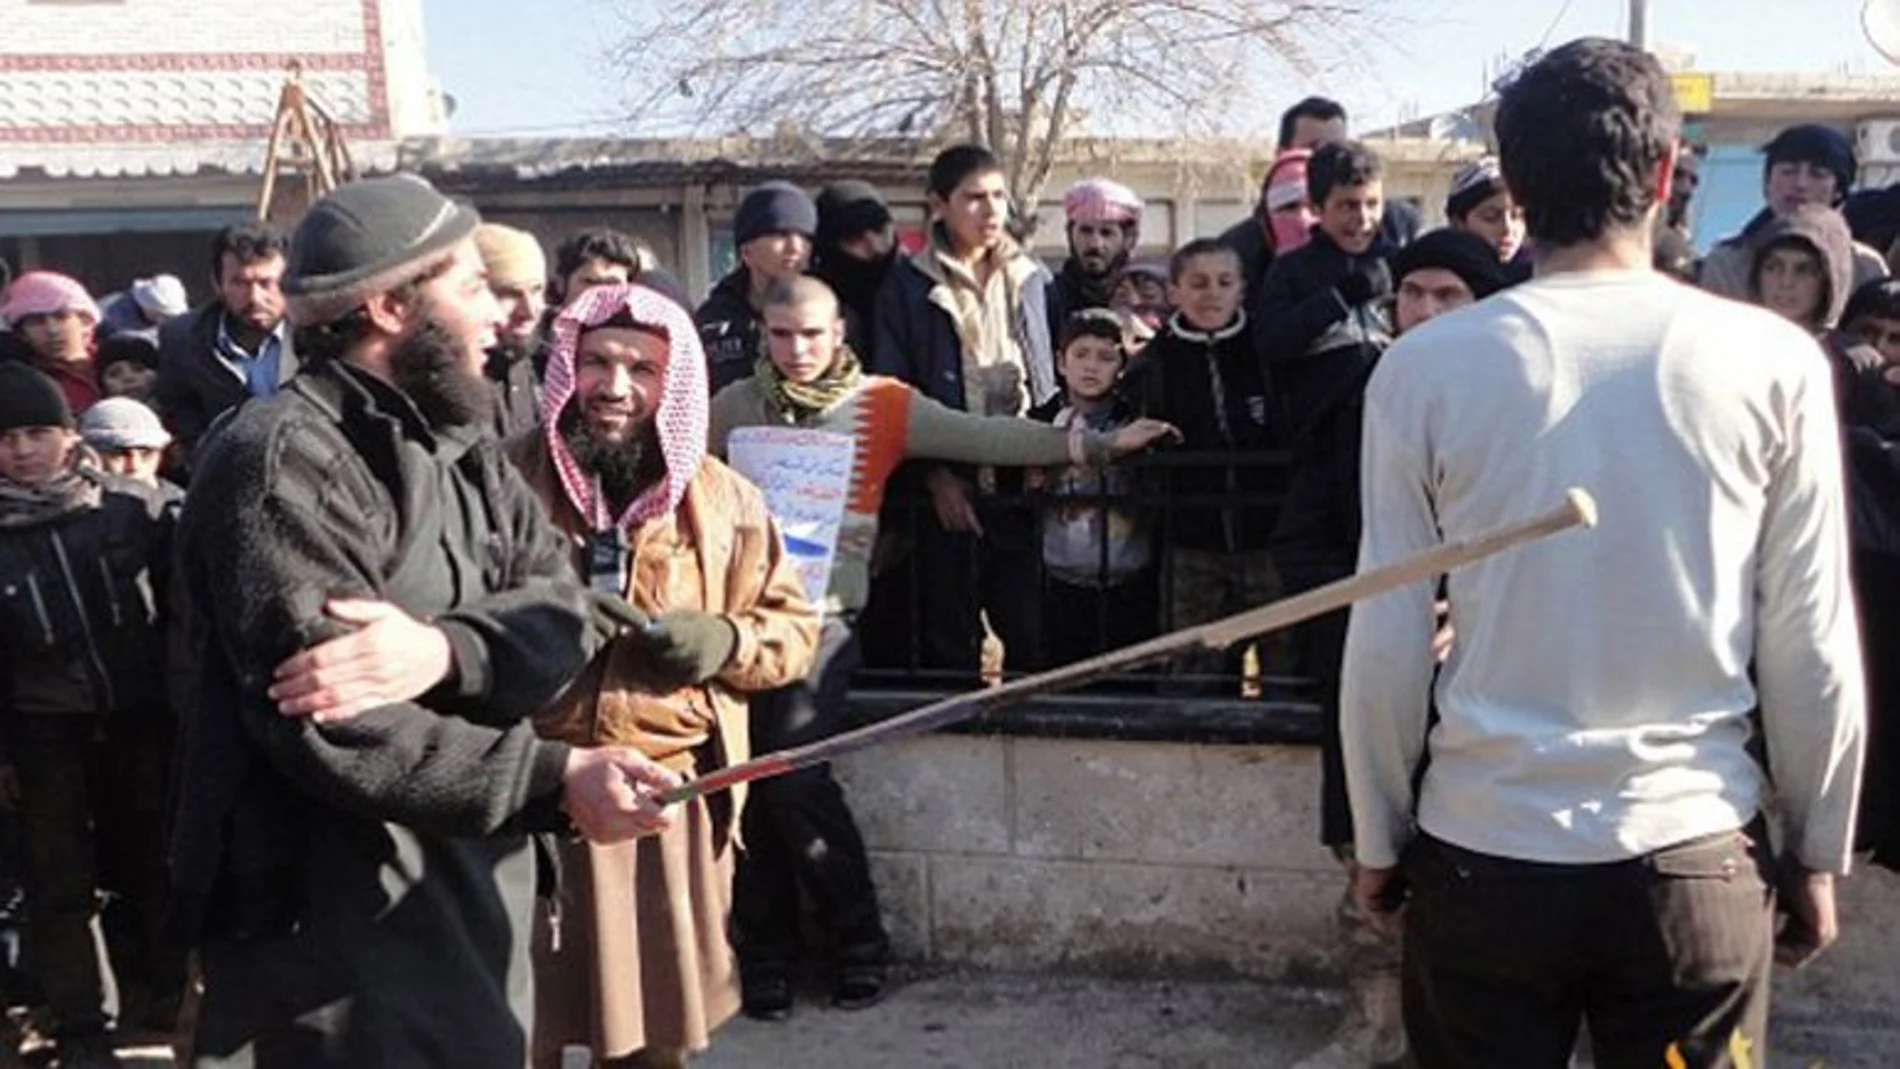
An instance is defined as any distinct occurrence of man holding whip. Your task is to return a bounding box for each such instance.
[1343,39,1866,1068]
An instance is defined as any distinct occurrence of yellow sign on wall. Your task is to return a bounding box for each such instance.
[1671,73,1714,115]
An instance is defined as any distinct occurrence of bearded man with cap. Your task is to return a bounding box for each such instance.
[1047,178,1143,340]
[509,283,819,1069]
[475,222,549,439]
[695,180,820,394]
[1699,123,1889,300]
[168,174,684,1069]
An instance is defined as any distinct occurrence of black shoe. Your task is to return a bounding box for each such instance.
[831,960,887,1011]
[740,967,793,1023]
[54,1032,115,1069]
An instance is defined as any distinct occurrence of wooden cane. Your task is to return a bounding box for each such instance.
[655,488,1599,806]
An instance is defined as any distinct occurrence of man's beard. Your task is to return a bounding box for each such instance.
[391,319,496,429]
[560,408,666,513]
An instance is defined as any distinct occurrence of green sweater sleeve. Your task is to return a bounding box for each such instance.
[903,390,1114,467]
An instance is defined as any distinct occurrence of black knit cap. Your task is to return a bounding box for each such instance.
[734,181,818,247]
[283,173,481,327]
[0,362,74,432]
[96,333,160,374]
[1763,124,1856,200]
[1391,229,1508,301]
[816,180,894,250]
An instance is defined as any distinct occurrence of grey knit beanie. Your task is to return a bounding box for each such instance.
[284,174,481,327]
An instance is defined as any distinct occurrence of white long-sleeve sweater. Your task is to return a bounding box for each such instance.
[1342,269,1866,874]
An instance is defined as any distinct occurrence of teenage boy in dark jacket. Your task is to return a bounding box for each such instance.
[696,182,820,394]
[170,175,681,1069]
[872,144,1057,674]
[0,363,176,1069]
[1254,140,1396,447]
[1128,238,1284,688]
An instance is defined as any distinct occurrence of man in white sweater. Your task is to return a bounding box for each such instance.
[1342,38,1866,1068]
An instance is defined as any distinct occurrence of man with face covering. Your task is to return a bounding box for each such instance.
[1047,178,1143,341]
[510,283,820,1069]
[170,175,682,1068]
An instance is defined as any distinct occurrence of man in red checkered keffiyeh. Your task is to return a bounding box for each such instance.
[505,282,820,1069]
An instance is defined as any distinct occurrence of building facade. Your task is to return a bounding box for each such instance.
[0,0,443,296]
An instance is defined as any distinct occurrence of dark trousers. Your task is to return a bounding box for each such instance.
[1401,827,1774,1069]
[732,619,888,971]
[15,722,176,1038]
[914,501,1043,674]
[1041,570,1160,670]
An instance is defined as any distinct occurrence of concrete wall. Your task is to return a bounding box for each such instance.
[836,732,1900,1018]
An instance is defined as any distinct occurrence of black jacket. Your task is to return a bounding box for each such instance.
[486,342,542,441]
[1253,228,1394,446]
[0,474,173,752]
[171,358,602,1068]
[156,304,298,462]
[695,269,764,396]
[1045,257,1117,344]
[1126,313,1281,554]
[1222,201,1420,320]
[814,248,896,357]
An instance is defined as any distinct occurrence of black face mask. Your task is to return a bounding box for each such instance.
[390,318,495,429]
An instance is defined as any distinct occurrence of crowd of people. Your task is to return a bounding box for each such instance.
[0,34,1892,1069]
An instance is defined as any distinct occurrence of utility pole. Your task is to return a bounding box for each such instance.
[1630,0,1650,48]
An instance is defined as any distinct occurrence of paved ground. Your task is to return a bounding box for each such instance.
[688,967,1900,1069]
[70,964,1900,1067]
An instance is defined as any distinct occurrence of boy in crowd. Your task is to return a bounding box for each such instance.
[1700,124,1888,300]
[0,364,179,1068]
[1844,278,1900,368]
[710,276,1175,1020]
[1031,309,1159,667]
[1,272,103,416]
[1255,140,1395,447]
[1445,157,1528,272]
[698,182,820,394]
[95,334,160,407]
[1129,239,1283,689]
[1748,204,1900,433]
[78,398,175,494]
[1272,228,1504,1069]
[871,144,1059,674]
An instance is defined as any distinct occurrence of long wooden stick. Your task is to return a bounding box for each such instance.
[657,488,1599,806]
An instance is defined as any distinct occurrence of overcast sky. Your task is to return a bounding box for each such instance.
[420,0,1892,139]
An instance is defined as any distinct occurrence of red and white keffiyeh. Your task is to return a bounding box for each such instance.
[542,282,709,532]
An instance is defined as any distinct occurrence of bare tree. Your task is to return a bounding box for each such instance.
[607,0,1380,215]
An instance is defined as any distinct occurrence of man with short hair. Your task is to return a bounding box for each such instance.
[696,181,819,394]
[1048,178,1143,340]
[0,270,103,415]
[873,143,1058,673]
[156,223,295,461]
[1344,39,1865,1066]
[551,227,649,308]
[170,175,681,1068]
[474,222,548,438]
[1698,123,1888,300]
